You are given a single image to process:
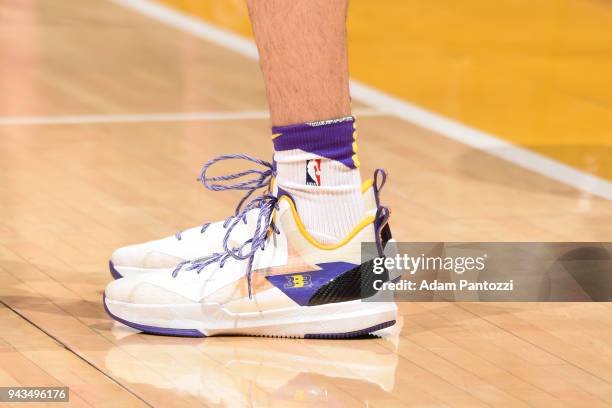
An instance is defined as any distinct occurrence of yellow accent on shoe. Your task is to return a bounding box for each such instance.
[278,195,375,250]
[269,177,372,237]
[271,133,282,140]
[352,154,361,168]
[361,178,373,192]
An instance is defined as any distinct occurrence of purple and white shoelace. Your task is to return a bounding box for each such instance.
[175,154,274,240]
[172,154,279,298]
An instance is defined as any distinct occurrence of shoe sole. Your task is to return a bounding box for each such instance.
[103,293,397,339]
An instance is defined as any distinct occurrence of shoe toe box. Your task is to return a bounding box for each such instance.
[105,275,194,305]
[110,241,185,269]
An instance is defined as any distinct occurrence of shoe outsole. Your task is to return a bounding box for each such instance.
[103,294,396,339]
[109,260,123,280]
[303,320,396,339]
[103,294,206,337]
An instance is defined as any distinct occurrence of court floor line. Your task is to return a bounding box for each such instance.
[0,108,386,126]
[109,0,612,201]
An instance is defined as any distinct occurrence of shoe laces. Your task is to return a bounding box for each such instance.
[172,154,280,298]
[373,168,391,257]
[175,154,274,240]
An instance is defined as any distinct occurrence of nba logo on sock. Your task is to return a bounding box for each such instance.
[306,159,321,186]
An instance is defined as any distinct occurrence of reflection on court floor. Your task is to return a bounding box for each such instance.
[105,318,402,405]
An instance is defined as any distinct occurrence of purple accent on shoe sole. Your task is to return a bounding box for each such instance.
[103,294,206,337]
[304,320,396,339]
[109,260,123,280]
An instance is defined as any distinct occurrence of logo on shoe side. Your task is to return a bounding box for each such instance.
[306,159,321,186]
[284,274,312,288]
[266,262,357,306]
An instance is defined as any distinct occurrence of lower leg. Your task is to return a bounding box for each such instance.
[246,0,351,126]
[247,0,364,244]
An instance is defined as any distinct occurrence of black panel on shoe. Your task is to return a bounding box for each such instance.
[308,258,390,306]
[381,223,392,248]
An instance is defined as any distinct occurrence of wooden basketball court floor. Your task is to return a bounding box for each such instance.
[1,0,612,406]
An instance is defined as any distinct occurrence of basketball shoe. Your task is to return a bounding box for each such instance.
[104,167,396,338]
[109,155,386,279]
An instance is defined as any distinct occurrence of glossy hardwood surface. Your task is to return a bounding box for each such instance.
[1,0,612,406]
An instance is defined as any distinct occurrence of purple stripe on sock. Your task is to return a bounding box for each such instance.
[272,116,357,169]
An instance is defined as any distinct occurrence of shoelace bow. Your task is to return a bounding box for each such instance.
[172,154,279,298]
[175,154,274,240]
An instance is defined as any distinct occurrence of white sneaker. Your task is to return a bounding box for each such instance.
[109,155,383,279]
[109,154,273,279]
[104,169,396,338]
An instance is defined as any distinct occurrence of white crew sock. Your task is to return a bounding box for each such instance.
[271,116,364,244]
